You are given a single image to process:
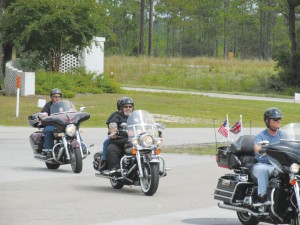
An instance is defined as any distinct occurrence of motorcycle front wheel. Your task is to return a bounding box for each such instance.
[237,212,259,225]
[140,162,159,196]
[70,147,82,173]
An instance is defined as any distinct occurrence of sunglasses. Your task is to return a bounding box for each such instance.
[272,118,281,121]
[123,105,133,109]
[52,95,61,98]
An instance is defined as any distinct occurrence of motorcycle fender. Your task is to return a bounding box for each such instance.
[149,158,160,163]
[71,140,80,148]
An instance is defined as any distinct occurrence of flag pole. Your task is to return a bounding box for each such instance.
[240,114,243,136]
[226,114,230,144]
[213,119,218,150]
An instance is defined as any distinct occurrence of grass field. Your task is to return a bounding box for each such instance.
[1,90,298,128]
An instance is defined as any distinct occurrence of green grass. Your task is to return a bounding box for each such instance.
[163,144,217,155]
[1,91,299,128]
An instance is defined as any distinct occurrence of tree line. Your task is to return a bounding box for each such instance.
[1,0,300,85]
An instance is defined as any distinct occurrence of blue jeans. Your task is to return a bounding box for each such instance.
[102,138,111,160]
[252,162,275,196]
[44,126,55,149]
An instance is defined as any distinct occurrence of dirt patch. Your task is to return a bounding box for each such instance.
[153,113,202,124]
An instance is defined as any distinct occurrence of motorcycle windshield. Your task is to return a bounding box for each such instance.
[126,110,159,141]
[50,100,77,115]
[281,123,300,141]
[266,123,300,167]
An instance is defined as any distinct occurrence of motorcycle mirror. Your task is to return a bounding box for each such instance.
[80,107,86,112]
[156,123,165,130]
[258,140,270,146]
[37,99,46,108]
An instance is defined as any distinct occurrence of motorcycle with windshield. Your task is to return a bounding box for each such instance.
[28,100,92,173]
[94,110,167,196]
[214,123,300,225]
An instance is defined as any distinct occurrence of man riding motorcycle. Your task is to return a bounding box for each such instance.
[93,96,128,171]
[40,88,63,158]
[253,107,286,204]
[106,97,134,174]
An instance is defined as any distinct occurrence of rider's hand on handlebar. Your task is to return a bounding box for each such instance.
[258,148,267,157]
[38,112,48,119]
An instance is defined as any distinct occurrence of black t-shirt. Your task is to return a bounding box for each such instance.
[106,111,119,126]
[109,112,128,139]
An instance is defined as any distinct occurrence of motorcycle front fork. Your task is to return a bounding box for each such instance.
[292,177,300,217]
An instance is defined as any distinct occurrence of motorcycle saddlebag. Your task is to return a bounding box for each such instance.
[29,131,44,152]
[216,146,241,169]
[214,174,252,204]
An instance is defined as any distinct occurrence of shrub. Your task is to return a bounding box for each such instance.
[35,69,121,97]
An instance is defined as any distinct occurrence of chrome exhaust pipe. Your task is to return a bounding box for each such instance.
[218,202,269,216]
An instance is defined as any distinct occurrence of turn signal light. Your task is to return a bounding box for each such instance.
[131,149,137,155]
[290,179,297,186]
[156,149,161,155]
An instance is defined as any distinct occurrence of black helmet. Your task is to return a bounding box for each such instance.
[264,107,282,127]
[120,97,134,108]
[50,88,62,97]
[117,96,126,110]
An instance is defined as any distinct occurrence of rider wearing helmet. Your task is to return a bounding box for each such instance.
[41,88,63,115]
[40,88,63,158]
[263,107,283,131]
[105,97,134,172]
[93,97,132,171]
[252,107,286,204]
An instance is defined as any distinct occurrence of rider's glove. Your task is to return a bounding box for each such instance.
[108,122,118,139]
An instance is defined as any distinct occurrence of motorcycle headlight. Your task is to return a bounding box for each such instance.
[132,138,139,146]
[156,138,163,146]
[66,124,77,137]
[140,134,154,147]
[290,163,300,174]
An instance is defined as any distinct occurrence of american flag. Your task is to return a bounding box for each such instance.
[218,120,228,137]
[230,121,242,134]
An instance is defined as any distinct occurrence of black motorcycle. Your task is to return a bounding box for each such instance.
[94,110,167,196]
[214,123,300,225]
[28,100,92,173]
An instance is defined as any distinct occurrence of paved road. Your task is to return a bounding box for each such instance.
[122,87,294,103]
[0,126,267,225]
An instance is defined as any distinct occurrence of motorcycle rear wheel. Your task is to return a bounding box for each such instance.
[70,147,83,173]
[237,212,259,225]
[45,163,60,169]
[140,163,159,196]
